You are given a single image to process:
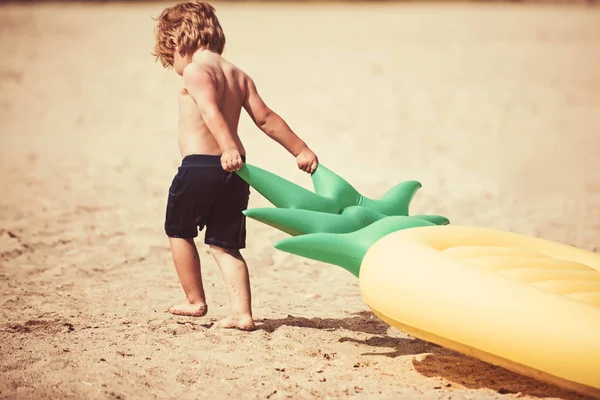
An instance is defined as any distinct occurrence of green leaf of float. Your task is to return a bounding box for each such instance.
[244,205,449,236]
[243,207,377,236]
[359,182,422,216]
[236,164,340,213]
[413,214,450,226]
[273,216,437,277]
[236,163,423,216]
[311,164,423,216]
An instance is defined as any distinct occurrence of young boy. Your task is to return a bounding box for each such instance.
[152,1,318,331]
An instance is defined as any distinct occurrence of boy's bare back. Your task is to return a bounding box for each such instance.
[177,52,247,158]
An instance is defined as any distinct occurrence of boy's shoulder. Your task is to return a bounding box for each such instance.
[183,59,212,78]
[181,63,212,93]
[185,56,249,82]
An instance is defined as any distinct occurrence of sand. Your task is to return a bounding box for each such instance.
[1,1,599,399]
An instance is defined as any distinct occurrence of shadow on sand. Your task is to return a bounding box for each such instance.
[256,311,588,400]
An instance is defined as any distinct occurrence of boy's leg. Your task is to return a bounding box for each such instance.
[167,237,208,317]
[204,168,253,330]
[209,245,255,331]
[164,155,226,318]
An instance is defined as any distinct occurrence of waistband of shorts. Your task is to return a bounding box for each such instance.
[181,154,246,167]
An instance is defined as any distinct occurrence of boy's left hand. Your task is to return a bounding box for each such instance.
[221,149,244,172]
[296,147,319,174]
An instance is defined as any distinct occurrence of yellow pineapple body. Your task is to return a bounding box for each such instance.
[360,225,600,399]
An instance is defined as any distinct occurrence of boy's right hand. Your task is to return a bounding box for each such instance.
[296,147,318,174]
[221,149,244,172]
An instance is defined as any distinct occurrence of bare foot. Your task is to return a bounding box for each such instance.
[211,315,256,331]
[168,301,208,317]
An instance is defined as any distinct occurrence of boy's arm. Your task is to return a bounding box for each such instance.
[242,77,310,157]
[182,65,239,153]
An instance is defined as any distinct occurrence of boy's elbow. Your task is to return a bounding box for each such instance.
[255,107,275,129]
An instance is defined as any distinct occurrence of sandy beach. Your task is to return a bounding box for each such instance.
[1,1,600,399]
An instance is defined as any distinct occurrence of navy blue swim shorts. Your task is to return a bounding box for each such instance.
[164,154,250,250]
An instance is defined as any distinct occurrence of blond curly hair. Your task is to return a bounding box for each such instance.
[152,1,226,68]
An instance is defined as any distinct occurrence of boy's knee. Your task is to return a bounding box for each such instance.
[209,244,241,257]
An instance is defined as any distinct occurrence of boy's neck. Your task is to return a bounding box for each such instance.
[191,48,220,61]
